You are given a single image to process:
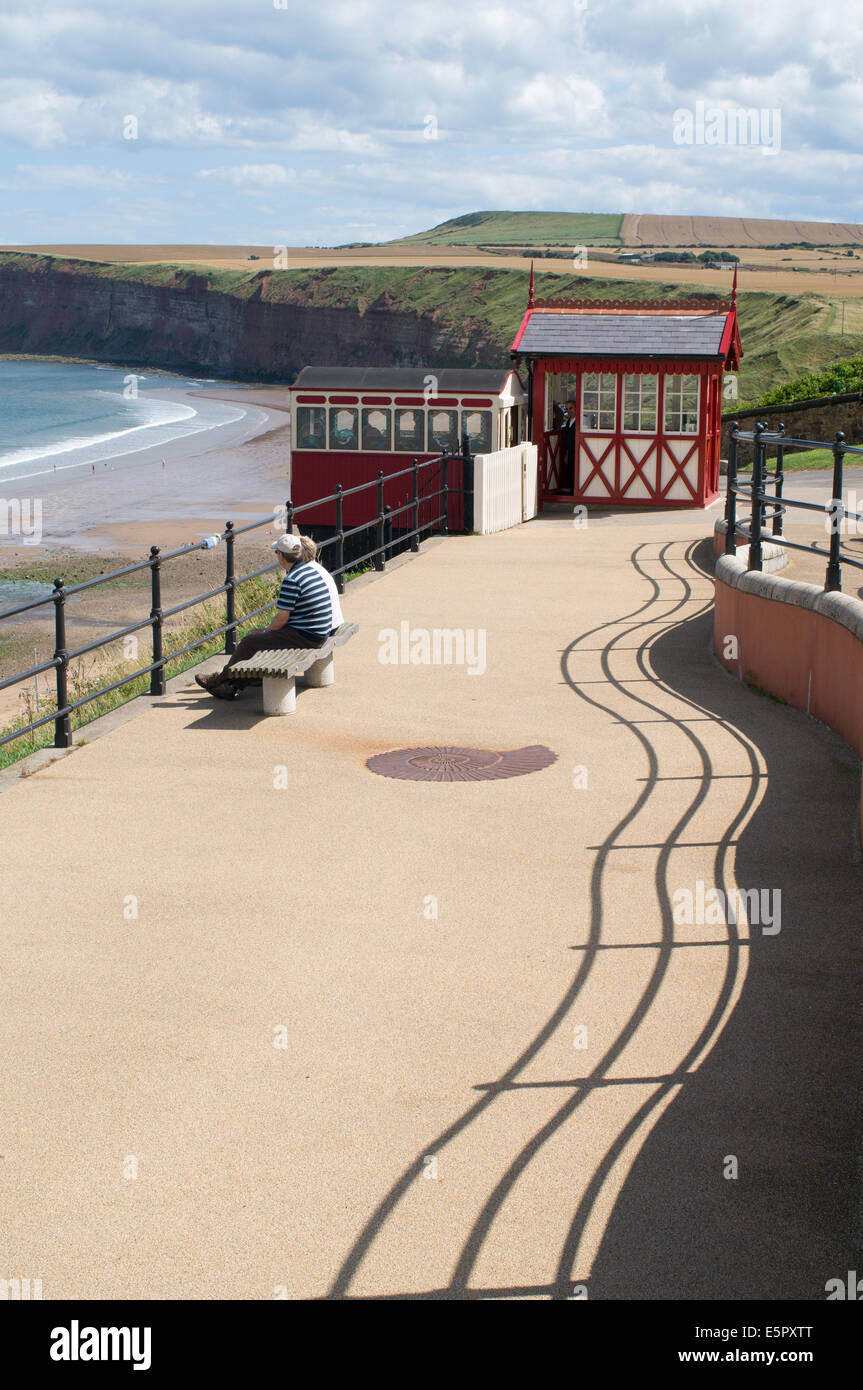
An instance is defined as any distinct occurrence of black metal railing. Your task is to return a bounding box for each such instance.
[723,422,863,593]
[0,438,473,754]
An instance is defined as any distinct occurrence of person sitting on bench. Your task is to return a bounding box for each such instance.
[196,532,333,700]
[299,534,344,630]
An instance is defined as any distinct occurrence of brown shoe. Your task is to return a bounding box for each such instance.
[196,671,227,691]
[208,680,238,700]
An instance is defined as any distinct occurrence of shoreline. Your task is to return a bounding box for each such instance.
[0,383,292,557]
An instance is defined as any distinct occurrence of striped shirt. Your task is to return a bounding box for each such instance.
[311,561,344,629]
[276,561,333,637]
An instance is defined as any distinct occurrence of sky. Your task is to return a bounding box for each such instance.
[0,0,860,246]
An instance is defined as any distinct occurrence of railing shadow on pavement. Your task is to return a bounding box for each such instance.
[586,549,863,1300]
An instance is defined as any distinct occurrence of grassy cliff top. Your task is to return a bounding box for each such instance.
[2,250,860,405]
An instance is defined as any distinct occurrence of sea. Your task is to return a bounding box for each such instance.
[0,360,246,483]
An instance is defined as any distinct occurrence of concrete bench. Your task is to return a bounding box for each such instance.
[228,622,359,715]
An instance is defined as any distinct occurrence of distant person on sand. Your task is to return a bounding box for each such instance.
[196,533,335,701]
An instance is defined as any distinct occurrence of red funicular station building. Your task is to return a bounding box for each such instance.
[511,267,742,510]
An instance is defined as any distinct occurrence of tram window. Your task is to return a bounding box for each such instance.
[428,409,459,453]
[394,408,425,452]
[329,406,359,450]
[361,408,392,451]
[581,373,616,432]
[295,406,325,449]
[461,409,492,452]
[623,375,657,433]
[663,376,699,434]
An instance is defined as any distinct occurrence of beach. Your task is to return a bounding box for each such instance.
[0,382,293,556]
[0,381,294,730]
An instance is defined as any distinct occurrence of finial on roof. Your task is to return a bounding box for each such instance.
[731,260,738,308]
[528,260,535,308]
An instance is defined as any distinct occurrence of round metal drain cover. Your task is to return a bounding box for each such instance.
[366,744,557,782]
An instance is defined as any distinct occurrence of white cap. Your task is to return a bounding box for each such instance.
[271,533,302,557]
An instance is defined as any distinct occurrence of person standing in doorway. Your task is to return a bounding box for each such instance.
[559,398,577,493]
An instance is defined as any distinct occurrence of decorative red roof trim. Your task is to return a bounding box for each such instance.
[393,397,426,405]
[329,395,359,404]
[535,358,722,374]
[461,398,493,407]
[296,394,326,403]
[511,306,533,351]
[718,310,743,369]
[530,298,730,314]
[360,396,392,404]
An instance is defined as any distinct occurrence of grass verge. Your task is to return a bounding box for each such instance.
[0,575,275,770]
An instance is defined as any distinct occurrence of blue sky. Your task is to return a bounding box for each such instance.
[0,0,860,245]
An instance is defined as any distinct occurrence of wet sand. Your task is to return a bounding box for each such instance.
[0,384,293,556]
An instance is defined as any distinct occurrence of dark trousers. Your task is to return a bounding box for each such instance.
[560,426,575,492]
[220,625,325,677]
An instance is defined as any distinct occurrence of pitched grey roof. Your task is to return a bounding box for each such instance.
[516,312,730,358]
[292,367,515,392]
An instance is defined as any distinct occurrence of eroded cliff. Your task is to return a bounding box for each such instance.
[0,255,511,379]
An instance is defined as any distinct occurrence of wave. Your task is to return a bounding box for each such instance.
[0,400,199,468]
[0,397,247,478]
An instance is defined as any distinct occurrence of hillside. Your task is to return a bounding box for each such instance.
[388,209,863,251]
[390,211,623,247]
[1,251,861,403]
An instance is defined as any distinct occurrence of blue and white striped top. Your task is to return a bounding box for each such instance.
[276,562,333,638]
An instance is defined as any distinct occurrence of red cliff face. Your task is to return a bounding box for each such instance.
[0,261,505,379]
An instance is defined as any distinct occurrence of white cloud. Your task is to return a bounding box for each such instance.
[0,0,861,239]
[14,164,160,190]
[196,163,297,188]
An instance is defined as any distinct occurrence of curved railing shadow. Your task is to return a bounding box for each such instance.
[587,553,863,1300]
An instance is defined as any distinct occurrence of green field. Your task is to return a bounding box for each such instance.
[388,210,624,248]
[736,449,838,471]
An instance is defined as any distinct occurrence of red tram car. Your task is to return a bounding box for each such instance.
[289,366,527,532]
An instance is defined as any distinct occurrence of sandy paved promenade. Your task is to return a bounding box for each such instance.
[1,515,861,1300]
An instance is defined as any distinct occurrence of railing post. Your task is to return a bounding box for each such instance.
[748,422,765,572]
[149,545,166,695]
[826,431,845,592]
[384,503,393,561]
[285,499,294,536]
[773,423,785,537]
[52,578,71,748]
[440,453,449,536]
[410,458,420,552]
[374,470,385,571]
[461,429,474,534]
[334,484,345,594]
[224,521,236,654]
[724,422,739,555]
